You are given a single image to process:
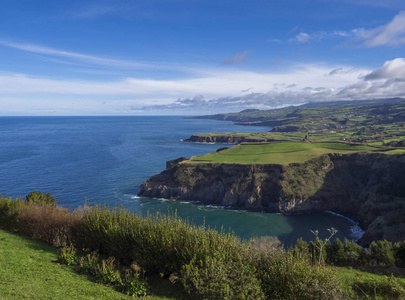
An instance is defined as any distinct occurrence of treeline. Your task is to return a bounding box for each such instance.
[0,192,405,299]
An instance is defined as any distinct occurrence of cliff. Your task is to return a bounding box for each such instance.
[139,153,405,245]
[184,134,278,144]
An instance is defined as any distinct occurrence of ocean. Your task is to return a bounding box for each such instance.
[0,116,363,245]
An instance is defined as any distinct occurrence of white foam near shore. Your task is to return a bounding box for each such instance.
[325,211,365,241]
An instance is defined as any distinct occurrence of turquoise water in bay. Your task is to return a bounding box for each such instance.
[0,116,363,245]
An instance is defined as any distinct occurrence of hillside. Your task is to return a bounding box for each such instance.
[186,98,405,145]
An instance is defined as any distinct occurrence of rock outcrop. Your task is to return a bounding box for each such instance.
[139,152,405,245]
[184,134,277,144]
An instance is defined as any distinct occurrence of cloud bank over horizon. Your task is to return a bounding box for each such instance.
[1,2,405,115]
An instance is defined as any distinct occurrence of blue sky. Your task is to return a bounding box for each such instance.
[1,0,405,115]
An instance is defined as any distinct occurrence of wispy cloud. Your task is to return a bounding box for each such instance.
[222,51,252,65]
[290,30,348,44]
[0,39,196,74]
[357,11,405,47]
[287,11,405,48]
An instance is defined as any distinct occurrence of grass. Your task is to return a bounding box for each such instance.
[188,142,380,165]
[0,229,130,299]
[337,267,405,299]
[0,229,185,299]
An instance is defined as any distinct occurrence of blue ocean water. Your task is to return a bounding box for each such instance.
[0,116,362,245]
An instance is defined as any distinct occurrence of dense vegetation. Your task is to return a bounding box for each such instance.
[1,193,405,299]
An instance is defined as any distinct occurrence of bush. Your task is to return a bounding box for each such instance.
[58,244,78,265]
[74,205,249,276]
[351,274,405,299]
[95,257,122,285]
[343,239,368,266]
[369,240,395,267]
[78,252,99,275]
[254,250,344,300]
[25,191,56,207]
[17,204,79,246]
[394,241,405,268]
[122,278,148,297]
[181,252,264,300]
[326,238,345,265]
[0,196,23,231]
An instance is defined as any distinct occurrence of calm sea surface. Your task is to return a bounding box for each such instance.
[0,116,362,245]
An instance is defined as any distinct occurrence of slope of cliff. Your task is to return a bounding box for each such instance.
[139,152,405,245]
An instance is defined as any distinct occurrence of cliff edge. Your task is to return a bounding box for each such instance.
[139,153,405,245]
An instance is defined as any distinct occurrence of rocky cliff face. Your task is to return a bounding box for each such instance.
[139,153,405,245]
[184,134,277,144]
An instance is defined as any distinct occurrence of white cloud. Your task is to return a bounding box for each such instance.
[1,39,404,115]
[291,30,348,44]
[287,12,405,48]
[358,11,405,47]
[364,58,405,80]
[0,61,374,115]
[295,33,311,43]
[0,40,192,73]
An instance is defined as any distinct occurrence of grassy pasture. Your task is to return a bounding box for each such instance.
[188,142,380,165]
[0,229,132,300]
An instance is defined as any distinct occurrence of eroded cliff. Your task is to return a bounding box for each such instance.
[139,153,405,245]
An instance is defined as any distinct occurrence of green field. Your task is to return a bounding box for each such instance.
[191,99,405,146]
[0,229,132,299]
[188,142,381,165]
[0,229,184,300]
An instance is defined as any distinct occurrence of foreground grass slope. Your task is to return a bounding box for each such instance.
[0,229,132,300]
[188,142,389,165]
[2,195,405,299]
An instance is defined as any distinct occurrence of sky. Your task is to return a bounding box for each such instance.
[2,0,405,115]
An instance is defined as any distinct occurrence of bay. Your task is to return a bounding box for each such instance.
[0,116,362,245]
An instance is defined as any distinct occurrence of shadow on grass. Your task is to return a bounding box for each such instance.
[147,275,196,300]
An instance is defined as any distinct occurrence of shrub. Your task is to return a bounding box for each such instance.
[326,238,345,265]
[252,235,282,254]
[17,204,79,246]
[369,240,395,267]
[343,239,368,266]
[351,274,405,299]
[122,278,148,297]
[394,241,405,268]
[254,250,344,300]
[74,205,250,276]
[293,237,309,258]
[25,191,56,207]
[181,252,264,300]
[95,257,122,285]
[78,251,99,275]
[58,244,78,265]
[0,196,24,231]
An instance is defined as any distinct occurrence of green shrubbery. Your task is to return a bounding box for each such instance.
[1,193,405,299]
[74,206,249,276]
[181,252,264,299]
[57,245,149,297]
[25,191,56,207]
[351,275,405,299]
